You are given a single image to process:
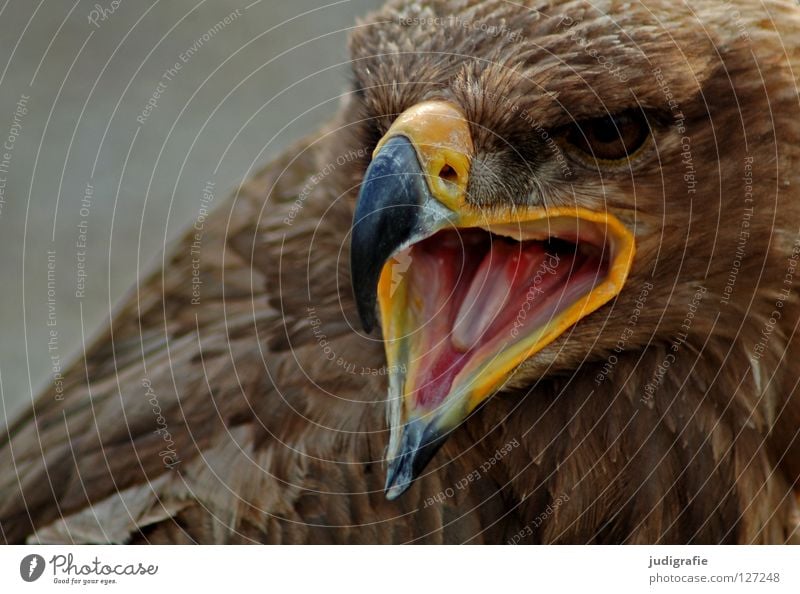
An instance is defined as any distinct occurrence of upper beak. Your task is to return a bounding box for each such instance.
[350,101,636,500]
[351,101,472,332]
[350,136,450,332]
[351,101,474,498]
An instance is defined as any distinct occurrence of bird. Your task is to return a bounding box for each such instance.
[2,0,800,544]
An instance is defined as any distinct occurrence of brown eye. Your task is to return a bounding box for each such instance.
[565,110,650,161]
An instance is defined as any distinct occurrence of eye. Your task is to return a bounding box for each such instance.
[564,110,651,162]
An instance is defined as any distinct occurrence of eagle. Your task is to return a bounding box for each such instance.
[2,0,799,544]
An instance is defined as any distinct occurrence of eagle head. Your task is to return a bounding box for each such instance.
[343,0,800,501]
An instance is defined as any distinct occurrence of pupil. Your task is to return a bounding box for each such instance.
[593,116,620,143]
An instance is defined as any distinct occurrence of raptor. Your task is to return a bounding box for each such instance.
[2,0,799,544]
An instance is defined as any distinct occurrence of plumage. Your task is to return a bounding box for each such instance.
[2,0,800,543]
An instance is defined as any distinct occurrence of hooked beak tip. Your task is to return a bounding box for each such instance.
[384,446,420,500]
[384,477,411,502]
[383,418,450,501]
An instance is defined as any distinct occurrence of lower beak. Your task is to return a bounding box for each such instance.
[383,417,451,500]
[350,102,636,500]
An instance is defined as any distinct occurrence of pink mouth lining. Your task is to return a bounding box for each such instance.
[397,228,608,408]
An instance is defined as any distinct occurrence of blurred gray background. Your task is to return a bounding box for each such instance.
[0,0,381,425]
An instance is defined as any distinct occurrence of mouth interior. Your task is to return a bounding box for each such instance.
[386,223,611,409]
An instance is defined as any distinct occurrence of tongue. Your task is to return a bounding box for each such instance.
[451,239,567,351]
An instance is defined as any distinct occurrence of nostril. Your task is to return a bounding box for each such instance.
[438,164,459,185]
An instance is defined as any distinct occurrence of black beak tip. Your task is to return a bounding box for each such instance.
[384,469,412,501]
[384,420,449,501]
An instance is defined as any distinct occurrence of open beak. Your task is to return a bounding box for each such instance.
[350,101,636,500]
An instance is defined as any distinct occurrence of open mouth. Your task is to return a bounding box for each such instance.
[377,212,632,419]
[348,100,637,499]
